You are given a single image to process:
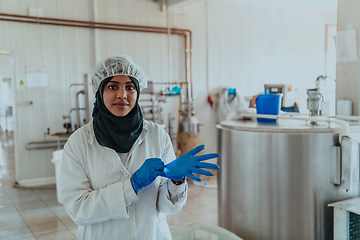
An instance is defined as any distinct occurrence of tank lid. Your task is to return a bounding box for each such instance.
[218,119,344,133]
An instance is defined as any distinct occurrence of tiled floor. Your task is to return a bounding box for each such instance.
[0,130,219,240]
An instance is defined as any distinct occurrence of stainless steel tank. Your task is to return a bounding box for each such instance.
[217,120,357,240]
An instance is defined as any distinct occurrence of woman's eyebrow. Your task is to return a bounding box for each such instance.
[108,80,119,84]
[126,81,134,84]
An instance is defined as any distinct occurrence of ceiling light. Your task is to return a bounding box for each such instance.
[0,51,11,55]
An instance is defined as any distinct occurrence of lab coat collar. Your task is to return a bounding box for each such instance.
[83,120,149,173]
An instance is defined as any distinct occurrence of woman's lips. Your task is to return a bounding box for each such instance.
[114,103,128,109]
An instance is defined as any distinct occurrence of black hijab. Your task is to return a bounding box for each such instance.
[92,76,143,153]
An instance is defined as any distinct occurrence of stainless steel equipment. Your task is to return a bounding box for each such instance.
[176,82,202,157]
[62,74,93,131]
[217,120,358,240]
[307,88,323,116]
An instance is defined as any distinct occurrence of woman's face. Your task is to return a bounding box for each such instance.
[103,75,138,117]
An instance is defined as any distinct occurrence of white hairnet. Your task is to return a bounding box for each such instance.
[89,55,148,94]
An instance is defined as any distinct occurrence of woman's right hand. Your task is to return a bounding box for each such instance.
[131,158,166,192]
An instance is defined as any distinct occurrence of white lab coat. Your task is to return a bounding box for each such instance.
[60,119,187,240]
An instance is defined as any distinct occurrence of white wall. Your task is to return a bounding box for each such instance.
[191,1,336,152]
[0,0,336,184]
[1,0,95,183]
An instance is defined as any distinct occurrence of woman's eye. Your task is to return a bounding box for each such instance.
[126,86,135,91]
[109,85,117,90]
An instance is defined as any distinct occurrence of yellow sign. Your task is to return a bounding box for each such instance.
[19,80,24,86]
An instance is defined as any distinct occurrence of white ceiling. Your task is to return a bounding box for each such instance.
[169,0,338,12]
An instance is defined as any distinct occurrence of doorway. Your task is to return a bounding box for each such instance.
[0,52,16,183]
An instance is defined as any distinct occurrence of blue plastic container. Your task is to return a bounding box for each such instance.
[255,94,282,123]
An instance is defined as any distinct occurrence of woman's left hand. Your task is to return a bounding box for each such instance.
[164,145,220,182]
[131,158,166,192]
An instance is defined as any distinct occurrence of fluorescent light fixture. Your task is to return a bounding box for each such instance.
[0,51,11,55]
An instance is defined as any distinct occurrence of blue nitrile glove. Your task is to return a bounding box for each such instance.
[131,158,166,192]
[164,145,220,182]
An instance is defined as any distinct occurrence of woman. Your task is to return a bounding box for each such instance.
[60,55,220,240]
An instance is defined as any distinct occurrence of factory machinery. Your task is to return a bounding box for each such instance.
[217,77,360,240]
[26,74,92,150]
[26,73,203,155]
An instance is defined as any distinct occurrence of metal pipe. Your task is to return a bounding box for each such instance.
[76,90,85,128]
[331,115,360,122]
[140,106,162,109]
[152,95,156,122]
[0,13,191,33]
[70,107,85,113]
[168,112,174,142]
[83,74,90,124]
[0,16,186,35]
[189,32,193,106]
[166,1,172,88]
[184,32,190,110]
[151,81,187,85]
[233,113,351,142]
[69,83,84,127]
[205,1,210,96]
[70,83,84,87]
[0,13,193,98]
[26,140,68,150]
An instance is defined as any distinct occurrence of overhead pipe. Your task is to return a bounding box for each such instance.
[0,13,190,32]
[0,13,194,100]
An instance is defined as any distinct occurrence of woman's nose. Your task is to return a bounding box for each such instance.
[116,88,127,99]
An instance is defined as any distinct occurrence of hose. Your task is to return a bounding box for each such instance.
[217,88,242,122]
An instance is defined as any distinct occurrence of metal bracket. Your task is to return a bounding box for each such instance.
[331,146,341,185]
[340,136,359,194]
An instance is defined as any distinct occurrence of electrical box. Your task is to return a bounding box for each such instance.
[264,84,294,108]
[337,99,352,116]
